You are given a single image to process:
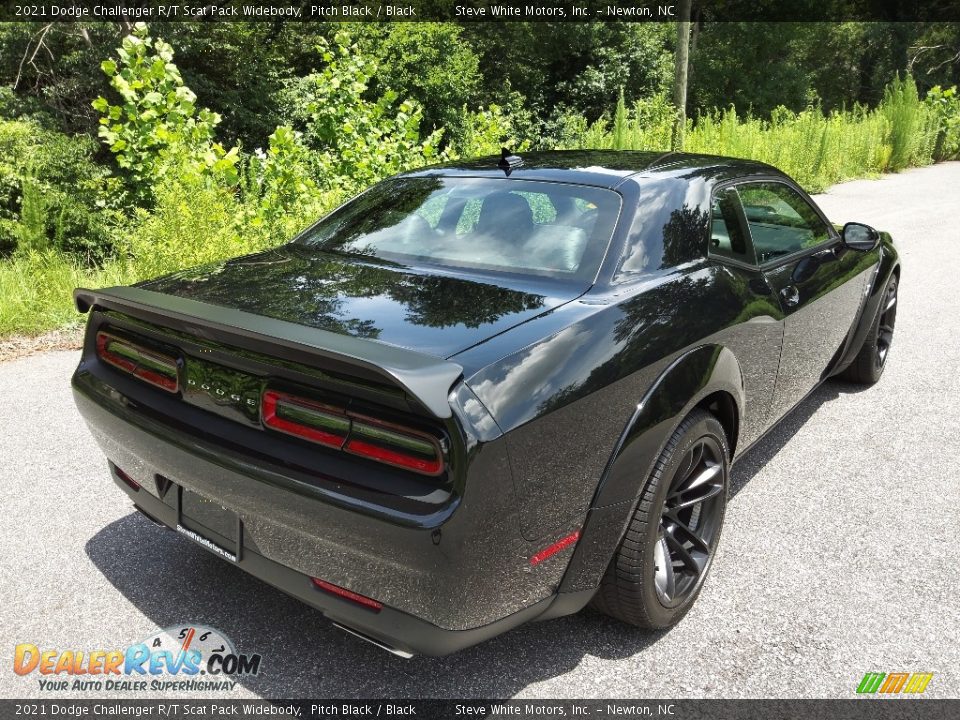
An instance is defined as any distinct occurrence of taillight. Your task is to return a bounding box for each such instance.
[261,390,349,449]
[311,577,383,612]
[261,389,444,476]
[345,415,444,476]
[96,331,179,393]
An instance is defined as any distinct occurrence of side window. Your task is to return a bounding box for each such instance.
[710,186,751,263]
[737,182,831,263]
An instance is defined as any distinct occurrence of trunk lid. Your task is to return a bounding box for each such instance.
[136,246,583,359]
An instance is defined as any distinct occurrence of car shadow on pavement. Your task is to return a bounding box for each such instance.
[84,378,860,698]
[729,379,865,498]
[85,512,668,698]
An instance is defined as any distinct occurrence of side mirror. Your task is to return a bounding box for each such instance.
[842,222,880,251]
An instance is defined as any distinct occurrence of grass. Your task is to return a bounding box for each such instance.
[569,75,940,193]
[0,251,134,337]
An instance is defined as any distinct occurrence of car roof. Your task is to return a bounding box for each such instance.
[399,150,781,189]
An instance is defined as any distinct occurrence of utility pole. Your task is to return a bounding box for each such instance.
[671,0,693,151]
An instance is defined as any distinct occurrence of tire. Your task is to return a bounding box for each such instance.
[841,273,898,385]
[592,409,730,629]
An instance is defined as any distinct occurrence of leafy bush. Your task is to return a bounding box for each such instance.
[93,23,239,202]
[127,132,343,281]
[122,171,251,281]
[881,74,934,171]
[0,118,115,260]
[453,104,531,158]
[240,125,332,245]
[926,85,960,161]
[562,76,942,192]
[278,31,445,194]
[15,172,48,254]
[567,91,673,153]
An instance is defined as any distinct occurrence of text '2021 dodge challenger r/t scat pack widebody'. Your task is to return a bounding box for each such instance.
[72,150,899,657]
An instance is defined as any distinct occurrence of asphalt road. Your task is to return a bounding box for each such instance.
[2,163,958,701]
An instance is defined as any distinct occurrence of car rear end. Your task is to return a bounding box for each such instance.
[71,287,579,657]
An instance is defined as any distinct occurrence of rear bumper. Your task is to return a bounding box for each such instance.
[119,469,565,657]
[73,368,590,656]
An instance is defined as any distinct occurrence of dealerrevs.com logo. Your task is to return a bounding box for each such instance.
[13,624,261,693]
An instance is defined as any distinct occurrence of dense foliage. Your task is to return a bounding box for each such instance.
[1,20,959,337]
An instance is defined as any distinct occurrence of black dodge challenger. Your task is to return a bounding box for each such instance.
[72,151,899,657]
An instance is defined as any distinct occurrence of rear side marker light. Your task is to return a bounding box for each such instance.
[261,390,445,477]
[311,578,383,612]
[96,331,179,393]
[530,530,581,566]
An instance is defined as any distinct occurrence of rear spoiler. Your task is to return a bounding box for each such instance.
[74,286,463,419]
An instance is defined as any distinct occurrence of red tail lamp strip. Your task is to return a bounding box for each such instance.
[343,439,443,475]
[311,578,383,612]
[530,530,581,566]
[96,331,179,393]
[261,389,445,477]
[261,390,349,449]
[345,414,444,476]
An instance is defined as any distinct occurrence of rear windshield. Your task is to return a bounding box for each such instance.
[295,177,622,280]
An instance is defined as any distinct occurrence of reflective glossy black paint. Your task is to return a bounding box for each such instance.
[138,245,556,359]
[72,150,899,655]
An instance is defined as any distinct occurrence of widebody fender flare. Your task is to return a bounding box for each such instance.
[832,234,900,376]
[555,343,744,596]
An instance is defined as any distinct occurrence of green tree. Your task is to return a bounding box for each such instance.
[278,31,444,193]
[462,23,672,128]
[92,24,239,201]
[356,23,481,146]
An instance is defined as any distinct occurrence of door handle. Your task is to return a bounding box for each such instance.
[780,285,800,308]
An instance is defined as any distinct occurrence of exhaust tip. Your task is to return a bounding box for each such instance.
[331,622,414,659]
[134,506,167,529]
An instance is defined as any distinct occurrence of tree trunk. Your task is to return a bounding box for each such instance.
[671,0,693,151]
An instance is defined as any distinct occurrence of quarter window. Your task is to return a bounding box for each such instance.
[710,187,751,263]
[737,182,831,263]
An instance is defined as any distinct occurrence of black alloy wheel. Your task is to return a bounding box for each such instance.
[592,409,729,629]
[875,276,898,370]
[654,435,726,608]
[841,273,898,385]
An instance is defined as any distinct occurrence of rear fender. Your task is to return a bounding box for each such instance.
[557,344,743,594]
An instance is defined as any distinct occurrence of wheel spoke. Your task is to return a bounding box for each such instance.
[687,442,704,478]
[654,536,676,600]
[885,293,897,312]
[669,517,711,555]
[670,481,724,511]
[663,529,703,574]
[674,443,701,488]
[670,462,721,499]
